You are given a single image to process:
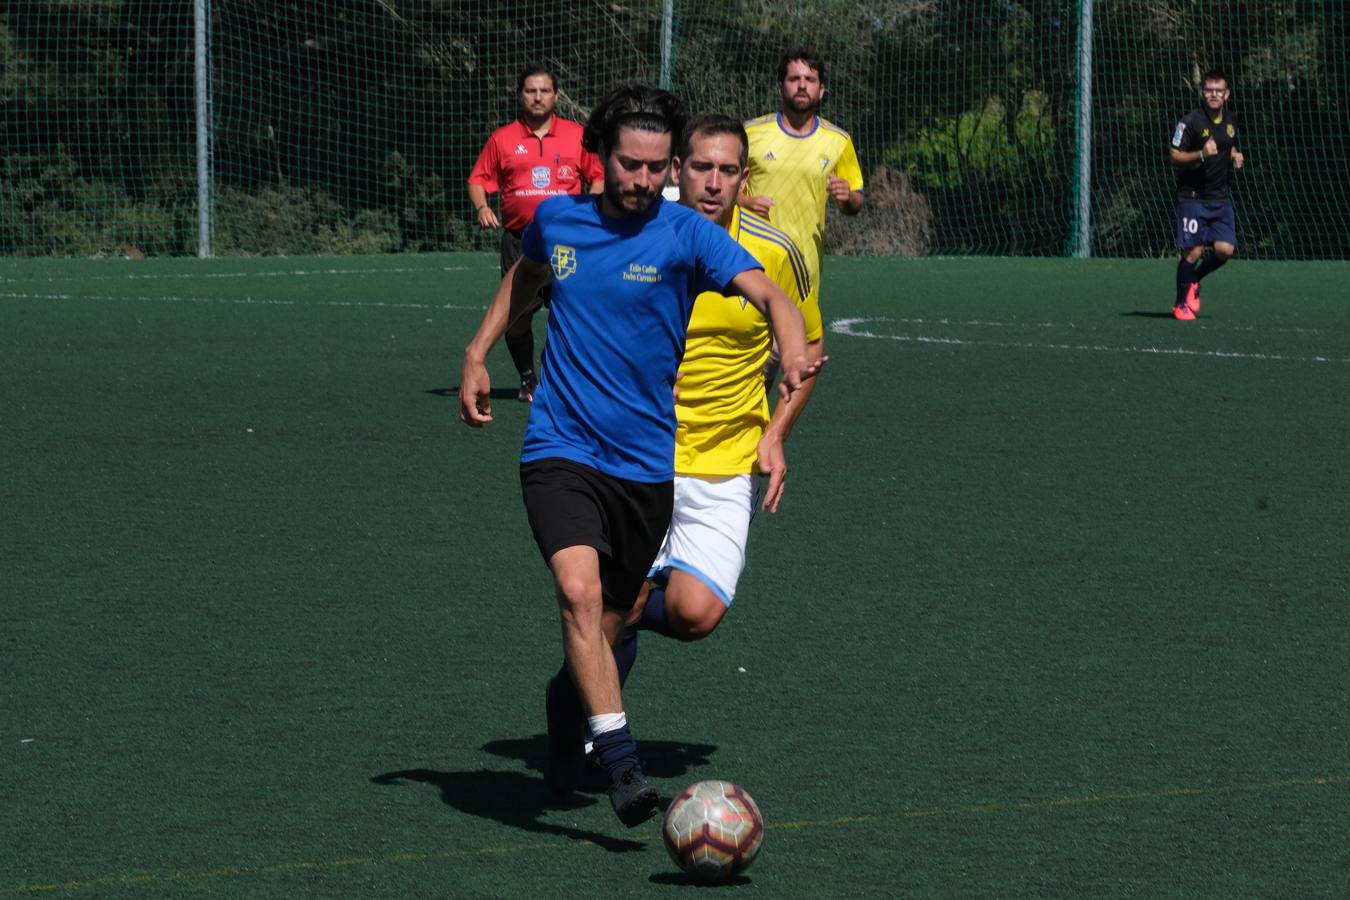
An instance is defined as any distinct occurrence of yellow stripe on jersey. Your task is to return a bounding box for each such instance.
[739,215,811,303]
[743,113,864,306]
[674,207,817,477]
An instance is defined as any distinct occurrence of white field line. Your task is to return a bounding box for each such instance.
[2,288,1343,362]
[0,264,496,283]
[0,291,484,312]
[872,314,1327,337]
[831,317,1350,365]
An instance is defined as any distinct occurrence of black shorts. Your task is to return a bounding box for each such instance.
[502,228,550,308]
[520,458,673,611]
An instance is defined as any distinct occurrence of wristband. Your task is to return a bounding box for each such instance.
[475,206,488,214]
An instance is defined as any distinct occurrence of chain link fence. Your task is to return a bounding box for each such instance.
[3,1,1345,258]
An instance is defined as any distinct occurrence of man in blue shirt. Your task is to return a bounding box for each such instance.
[459,86,824,828]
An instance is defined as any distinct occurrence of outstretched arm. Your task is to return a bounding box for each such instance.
[756,335,825,512]
[729,268,827,402]
[459,258,552,426]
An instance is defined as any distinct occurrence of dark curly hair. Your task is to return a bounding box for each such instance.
[582,86,688,158]
[777,47,826,85]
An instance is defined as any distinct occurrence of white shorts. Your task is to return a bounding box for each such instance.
[648,474,757,606]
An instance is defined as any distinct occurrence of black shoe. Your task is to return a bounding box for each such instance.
[543,679,584,796]
[577,750,609,793]
[517,371,537,403]
[608,767,659,827]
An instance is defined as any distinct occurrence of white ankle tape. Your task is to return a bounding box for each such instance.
[588,712,627,736]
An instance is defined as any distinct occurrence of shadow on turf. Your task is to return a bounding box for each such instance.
[1120,310,1183,318]
[371,768,644,852]
[426,386,520,400]
[648,873,752,887]
[481,734,719,783]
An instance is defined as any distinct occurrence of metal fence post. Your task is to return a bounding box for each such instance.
[1072,0,1094,258]
[195,0,213,258]
[660,0,674,89]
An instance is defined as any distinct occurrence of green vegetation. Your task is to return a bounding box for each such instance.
[1,1,1346,257]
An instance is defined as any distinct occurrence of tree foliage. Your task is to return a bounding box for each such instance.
[1,0,1345,257]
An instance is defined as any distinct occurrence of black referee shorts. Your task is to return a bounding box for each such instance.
[501,228,551,307]
[520,458,673,612]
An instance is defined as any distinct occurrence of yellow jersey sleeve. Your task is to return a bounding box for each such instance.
[833,130,864,193]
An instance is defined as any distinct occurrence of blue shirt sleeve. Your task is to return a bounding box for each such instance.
[521,199,554,263]
[686,211,762,294]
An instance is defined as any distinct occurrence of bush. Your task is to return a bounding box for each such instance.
[826,166,934,257]
[213,184,401,255]
[0,147,195,256]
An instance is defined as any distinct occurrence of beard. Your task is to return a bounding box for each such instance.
[604,178,658,216]
[785,92,820,117]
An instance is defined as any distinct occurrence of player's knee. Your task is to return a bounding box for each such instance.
[666,592,728,641]
[1213,243,1235,261]
[554,571,602,613]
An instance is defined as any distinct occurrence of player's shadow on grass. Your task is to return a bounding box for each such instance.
[481,734,719,784]
[648,873,753,887]
[371,768,643,853]
[1120,310,1183,319]
[426,386,520,400]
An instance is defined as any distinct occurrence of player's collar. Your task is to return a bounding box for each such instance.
[517,114,556,137]
[776,111,820,138]
[724,205,742,239]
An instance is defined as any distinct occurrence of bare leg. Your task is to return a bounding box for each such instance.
[549,545,623,715]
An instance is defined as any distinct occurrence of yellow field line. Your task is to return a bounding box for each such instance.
[2,774,1342,895]
[768,774,1346,830]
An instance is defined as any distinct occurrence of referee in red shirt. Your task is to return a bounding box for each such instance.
[468,65,603,402]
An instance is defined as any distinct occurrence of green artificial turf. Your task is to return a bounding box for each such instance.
[2,254,1347,897]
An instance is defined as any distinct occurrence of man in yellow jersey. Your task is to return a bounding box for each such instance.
[741,47,864,316]
[606,114,827,695]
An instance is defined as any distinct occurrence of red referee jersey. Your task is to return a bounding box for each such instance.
[468,117,603,232]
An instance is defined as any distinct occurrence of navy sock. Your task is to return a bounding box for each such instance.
[639,585,675,637]
[1176,258,1197,306]
[591,724,640,778]
[1194,253,1227,281]
[614,624,639,688]
[504,330,535,379]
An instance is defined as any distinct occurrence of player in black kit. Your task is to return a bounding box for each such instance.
[1168,69,1245,320]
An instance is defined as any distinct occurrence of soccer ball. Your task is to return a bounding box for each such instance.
[661,780,764,881]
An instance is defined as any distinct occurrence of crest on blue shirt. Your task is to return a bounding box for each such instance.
[550,244,577,280]
[531,166,552,188]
